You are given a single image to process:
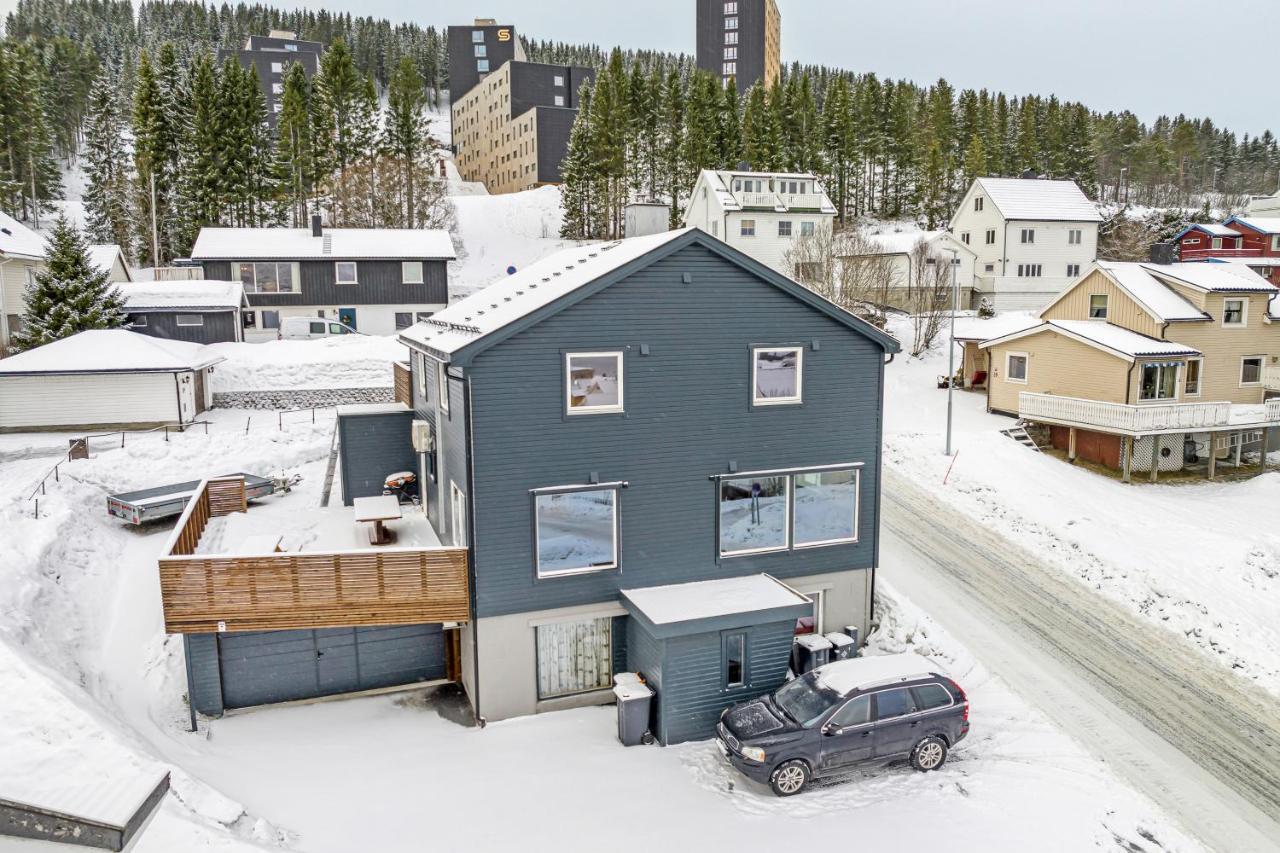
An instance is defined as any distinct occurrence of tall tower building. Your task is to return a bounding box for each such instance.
[695,0,781,95]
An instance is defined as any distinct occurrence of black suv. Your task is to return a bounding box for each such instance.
[716,653,969,796]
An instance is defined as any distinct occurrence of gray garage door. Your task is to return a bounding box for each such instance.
[217,624,446,710]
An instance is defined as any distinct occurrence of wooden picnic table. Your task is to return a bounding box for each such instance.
[352,495,403,545]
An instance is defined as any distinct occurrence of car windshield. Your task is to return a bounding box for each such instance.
[772,672,842,727]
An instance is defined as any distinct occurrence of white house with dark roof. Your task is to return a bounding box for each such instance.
[683,169,837,277]
[190,217,457,338]
[0,210,47,350]
[949,177,1102,312]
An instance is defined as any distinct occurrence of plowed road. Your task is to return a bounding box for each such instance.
[880,468,1280,853]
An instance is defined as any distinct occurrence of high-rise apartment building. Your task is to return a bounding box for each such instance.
[218,31,323,129]
[695,0,781,95]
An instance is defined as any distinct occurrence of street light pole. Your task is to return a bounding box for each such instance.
[945,247,959,457]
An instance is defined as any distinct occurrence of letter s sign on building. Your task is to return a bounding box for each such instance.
[497,28,511,41]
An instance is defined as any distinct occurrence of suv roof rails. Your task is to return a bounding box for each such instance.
[856,672,935,692]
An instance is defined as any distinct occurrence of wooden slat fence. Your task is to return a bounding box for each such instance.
[393,361,413,406]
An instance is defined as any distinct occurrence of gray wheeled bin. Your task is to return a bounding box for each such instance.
[793,633,833,674]
[825,631,854,661]
[613,675,654,746]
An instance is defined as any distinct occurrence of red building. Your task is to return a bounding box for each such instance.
[1175,218,1280,286]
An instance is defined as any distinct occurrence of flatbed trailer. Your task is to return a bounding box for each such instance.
[107,473,275,525]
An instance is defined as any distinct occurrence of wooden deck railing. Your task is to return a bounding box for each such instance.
[393,361,412,406]
[158,477,469,633]
[1019,392,1237,434]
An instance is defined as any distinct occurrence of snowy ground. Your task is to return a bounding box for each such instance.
[882,314,1280,698]
[207,335,407,391]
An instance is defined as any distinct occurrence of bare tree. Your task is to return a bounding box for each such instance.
[785,228,902,326]
[907,238,955,357]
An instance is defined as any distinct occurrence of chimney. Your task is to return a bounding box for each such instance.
[1149,242,1178,265]
[311,214,323,238]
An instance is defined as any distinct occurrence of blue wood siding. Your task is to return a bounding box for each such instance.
[467,243,884,618]
[128,310,239,344]
[199,259,448,306]
[185,633,225,716]
[337,410,416,506]
[411,355,468,546]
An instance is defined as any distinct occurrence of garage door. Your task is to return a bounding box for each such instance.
[217,624,446,710]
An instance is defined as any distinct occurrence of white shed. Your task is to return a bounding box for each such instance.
[0,330,224,431]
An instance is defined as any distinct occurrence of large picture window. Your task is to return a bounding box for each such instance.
[793,469,859,547]
[719,476,789,555]
[566,352,623,415]
[536,617,613,699]
[753,346,803,405]
[238,261,297,294]
[535,487,619,577]
[718,467,860,558]
[1139,362,1179,401]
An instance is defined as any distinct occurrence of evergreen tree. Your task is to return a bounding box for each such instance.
[716,78,743,169]
[0,44,63,222]
[559,80,596,239]
[82,71,132,249]
[312,38,364,225]
[131,49,165,264]
[178,52,221,244]
[382,56,430,228]
[274,61,314,227]
[658,68,684,226]
[12,215,126,350]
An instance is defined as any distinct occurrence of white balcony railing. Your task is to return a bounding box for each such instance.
[1263,362,1280,392]
[1018,392,1241,434]
[738,192,779,208]
[734,191,828,211]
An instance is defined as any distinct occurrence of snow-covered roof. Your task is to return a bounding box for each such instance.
[981,319,1201,360]
[621,574,810,626]
[0,210,46,260]
[1087,261,1206,322]
[117,280,244,311]
[8,770,169,830]
[1199,257,1280,268]
[0,330,223,375]
[865,230,938,254]
[1226,215,1280,235]
[815,652,943,695]
[190,227,457,260]
[972,177,1102,222]
[951,313,1040,342]
[87,244,130,280]
[1173,222,1241,239]
[1144,262,1276,293]
[695,169,837,215]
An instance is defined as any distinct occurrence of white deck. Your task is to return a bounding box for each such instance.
[1019,392,1280,436]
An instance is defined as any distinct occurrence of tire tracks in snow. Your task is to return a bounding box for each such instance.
[880,468,1280,853]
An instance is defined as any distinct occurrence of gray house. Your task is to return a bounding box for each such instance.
[190,218,455,339]
[360,227,897,739]
[119,280,247,344]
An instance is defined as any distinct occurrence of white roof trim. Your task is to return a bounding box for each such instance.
[979,319,1201,362]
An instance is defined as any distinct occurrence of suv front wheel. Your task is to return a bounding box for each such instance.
[769,760,810,797]
[910,736,948,772]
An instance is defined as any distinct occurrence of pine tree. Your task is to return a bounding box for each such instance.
[383,56,430,228]
[82,71,132,249]
[178,52,220,244]
[274,61,314,227]
[716,78,743,169]
[312,38,364,225]
[559,81,595,240]
[12,215,127,351]
[0,44,63,222]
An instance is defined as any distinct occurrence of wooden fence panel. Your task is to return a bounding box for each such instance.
[393,361,412,406]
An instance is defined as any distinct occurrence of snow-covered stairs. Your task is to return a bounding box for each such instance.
[1000,424,1042,452]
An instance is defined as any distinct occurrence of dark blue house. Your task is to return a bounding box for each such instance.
[392,227,898,737]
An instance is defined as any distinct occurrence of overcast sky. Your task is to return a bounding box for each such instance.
[3,0,1274,136]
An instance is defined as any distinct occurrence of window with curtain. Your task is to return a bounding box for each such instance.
[536,617,613,699]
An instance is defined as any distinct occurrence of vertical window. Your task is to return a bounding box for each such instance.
[335,261,358,284]
[1067,264,1081,278]
[793,469,859,547]
[800,221,816,237]
[796,590,823,636]
[1069,229,1082,245]
[752,346,803,405]
[1223,298,1246,326]
[1212,237,1223,250]
[1089,294,1108,318]
[450,481,467,546]
[1021,228,1035,244]
[1185,358,1202,396]
[777,220,792,237]
[534,488,619,576]
[416,352,428,400]
[471,30,484,43]
[477,59,489,73]
[985,228,996,244]
[565,352,624,415]
[722,61,736,76]
[725,16,739,29]
[402,261,424,283]
[723,632,747,689]
[1006,352,1028,383]
[1241,356,1264,386]
[719,476,789,556]
[437,361,450,414]
[1139,363,1179,400]
[974,196,984,211]
[961,232,971,244]
[474,44,486,57]
[740,219,756,237]
[725,30,738,44]
[724,0,738,12]
[536,617,613,699]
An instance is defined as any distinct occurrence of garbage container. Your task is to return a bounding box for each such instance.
[614,672,642,687]
[613,675,654,746]
[793,633,833,674]
[825,631,854,661]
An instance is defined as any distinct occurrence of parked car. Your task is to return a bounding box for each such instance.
[716,652,969,796]
[279,317,359,340]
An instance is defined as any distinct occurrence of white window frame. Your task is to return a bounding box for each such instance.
[450,481,467,546]
[1185,357,1202,397]
[402,261,424,284]
[1021,228,1035,244]
[752,345,804,406]
[985,229,995,245]
[553,74,564,87]
[239,261,299,294]
[725,30,739,45]
[1089,294,1108,319]
[724,46,737,60]
[335,261,359,285]
[130,313,148,327]
[725,15,739,29]
[777,220,792,237]
[793,468,861,548]
[1138,362,1181,401]
[740,219,756,237]
[533,485,621,578]
[438,361,450,414]
[554,94,565,107]
[799,589,825,635]
[1272,235,1280,252]
[270,61,283,73]
[415,352,428,399]
[565,351,625,416]
[1222,297,1247,327]
[1005,351,1028,384]
[800,221,816,237]
[975,196,984,211]
[175,314,204,326]
[1068,229,1082,245]
[717,464,861,559]
[722,61,736,76]
[1212,237,1223,250]
[1240,356,1264,387]
[724,0,738,12]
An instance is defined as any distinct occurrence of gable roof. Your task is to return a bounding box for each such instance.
[1225,215,1280,235]
[0,210,47,260]
[190,227,457,261]
[87,244,131,281]
[399,228,899,362]
[1172,222,1241,240]
[0,330,223,375]
[689,169,837,216]
[971,177,1102,222]
[1056,261,1207,323]
[979,319,1200,361]
[118,280,245,312]
[1144,261,1276,293]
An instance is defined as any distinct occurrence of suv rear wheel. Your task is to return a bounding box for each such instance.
[769,760,810,797]
[910,736,948,772]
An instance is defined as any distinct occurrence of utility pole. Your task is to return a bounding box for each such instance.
[945,247,960,457]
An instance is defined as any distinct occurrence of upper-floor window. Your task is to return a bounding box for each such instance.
[725,31,739,44]
[471,30,484,43]
[1185,357,1202,396]
[725,16,739,29]
[534,486,619,577]
[723,61,736,76]
[1066,263,1081,278]
[1139,362,1178,401]
[1223,298,1246,326]
[474,44,486,57]
[566,352,624,415]
[477,59,489,73]
[1068,229,1082,245]
[1016,264,1042,277]
[1089,294,1108,318]
[740,219,756,237]
[778,221,792,237]
[974,196,984,212]
[238,261,296,293]
[335,261,358,285]
[724,1,738,12]
[1020,228,1035,244]
[717,465,860,557]
[272,82,284,94]
[554,75,564,87]
[800,221,816,237]
[270,61,283,73]
[415,352,428,400]
[985,229,996,244]
[961,232,970,245]
[402,261,424,284]
[1241,356,1264,386]
[438,361,450,414]
[1005,352,1028,383]
[1185,237,1200,245]
[753,346,802,405]
[724,46,737,60]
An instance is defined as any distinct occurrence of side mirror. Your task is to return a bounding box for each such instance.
[821,724,838,736]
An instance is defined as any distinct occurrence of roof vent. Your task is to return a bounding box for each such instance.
[553,271,561,277]
[0,227,11,236]
[322,234,332,254]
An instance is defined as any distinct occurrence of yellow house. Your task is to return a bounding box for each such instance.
[977,260,1280,481]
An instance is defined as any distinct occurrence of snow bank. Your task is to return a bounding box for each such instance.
[207,335,407,391]
[448,186,580,296]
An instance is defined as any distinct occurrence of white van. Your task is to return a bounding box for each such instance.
[280,317,359,340]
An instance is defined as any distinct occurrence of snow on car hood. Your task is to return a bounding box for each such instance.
[725,699,787,738]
